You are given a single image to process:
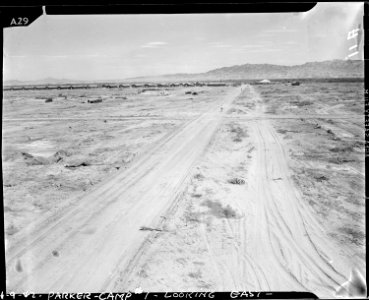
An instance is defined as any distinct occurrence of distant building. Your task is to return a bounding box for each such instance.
[206,82,227,86]
[119,84,130,88]
[58,84,72,90]
[11,86,24,91]
[132,83,144,88]
[72,84,89,89]
[259,79,271,84]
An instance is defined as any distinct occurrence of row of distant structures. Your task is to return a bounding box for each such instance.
[3,81,229,91]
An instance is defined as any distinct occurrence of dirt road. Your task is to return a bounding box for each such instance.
[212,118,357,294]
[219,92,357,293]
[5,87,240,293]
[6,85,364,296]
[119,85,364,297]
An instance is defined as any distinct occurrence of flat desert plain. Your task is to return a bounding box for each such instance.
[2,81,365,297]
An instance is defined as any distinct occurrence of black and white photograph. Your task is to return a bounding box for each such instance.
[2,2,366,298]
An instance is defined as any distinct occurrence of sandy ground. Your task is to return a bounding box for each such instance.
[3,86,228,241]
[3,82,365,297]
[3,86,237,292]
[119,84,365,298]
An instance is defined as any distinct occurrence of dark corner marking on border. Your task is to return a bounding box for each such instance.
[0,6,43,28]
[0,2,318,25]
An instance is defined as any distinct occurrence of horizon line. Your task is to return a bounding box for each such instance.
[4,58,363,84]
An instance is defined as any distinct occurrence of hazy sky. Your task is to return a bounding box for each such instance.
[4,2,364,81]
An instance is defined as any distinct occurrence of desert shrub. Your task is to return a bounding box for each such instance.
[185,211,202,223]
[88,98,102,103]
[353,141,365,148]
[201,200,238,219]
[291,100,313,106]
[228,178,245,185]
[313,175,329,182]
[229,125,248,142]
[339,226,365,246]
[21,152,50,165]
[277,129,288,134]
[328,156,355,164]
[223,204,238,218]
[193,173,204,180]
[192,193,202,198]
[329,145,354,153]
[326,129,334,135]
[188,270,202,279]
[53,150,72,163]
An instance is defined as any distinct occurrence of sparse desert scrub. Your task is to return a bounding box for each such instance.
[3,87,233,242]
[120,115,254,291]
[271,113,364,258]
[261,79,364,260]
[201,200,239,219]
[228,123,248,142]
[257,80,364,115]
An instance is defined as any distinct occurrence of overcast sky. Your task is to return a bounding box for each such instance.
[3,2,364,81]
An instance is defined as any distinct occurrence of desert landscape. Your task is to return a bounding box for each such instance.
[3,2,366,298]
[3,77,365,297]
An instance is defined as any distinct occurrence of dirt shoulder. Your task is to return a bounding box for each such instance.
[120,83,365,297]
[256,81,365,261]
[3,86,231,244]
[4,86,239,293]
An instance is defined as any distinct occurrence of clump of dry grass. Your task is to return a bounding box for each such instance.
[184,211,202,223]
[193,173,204,180]
[192,193,202,198]
[229,124,248,142]
[201,200,238,219]
[188,270,202,279]
[277,129,288,134]
[21,152,50,166]
[291,100,313,107]
[329,144,354,153]
[339,226,365,246]
[328,156,355,164]
[228,177,245,185]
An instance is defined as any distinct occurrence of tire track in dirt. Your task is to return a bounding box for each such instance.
[6,117,195,258]
[230,86,359,296]
[6,88,241,293]
[184,85,360,296]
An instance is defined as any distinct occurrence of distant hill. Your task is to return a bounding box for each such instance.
[5,59,364,86]
[127,59,364,82]
[3,77,85,86]
[204,60,364,80]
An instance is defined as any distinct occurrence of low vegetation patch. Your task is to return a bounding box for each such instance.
[339,226,365,246]
[290,100,313,107]
[193,173,204,180]
[201,200,238,219]
[329,144,354,153]
[328,156,355,164]
[184,211,202,223]
[228,177,245,185]
[21,152,50,166]
[229,124,248,142]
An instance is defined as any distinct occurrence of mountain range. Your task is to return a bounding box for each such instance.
[128,59,364,82]
[4,59,364,86]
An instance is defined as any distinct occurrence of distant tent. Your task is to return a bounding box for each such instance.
[259,79,271,84]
